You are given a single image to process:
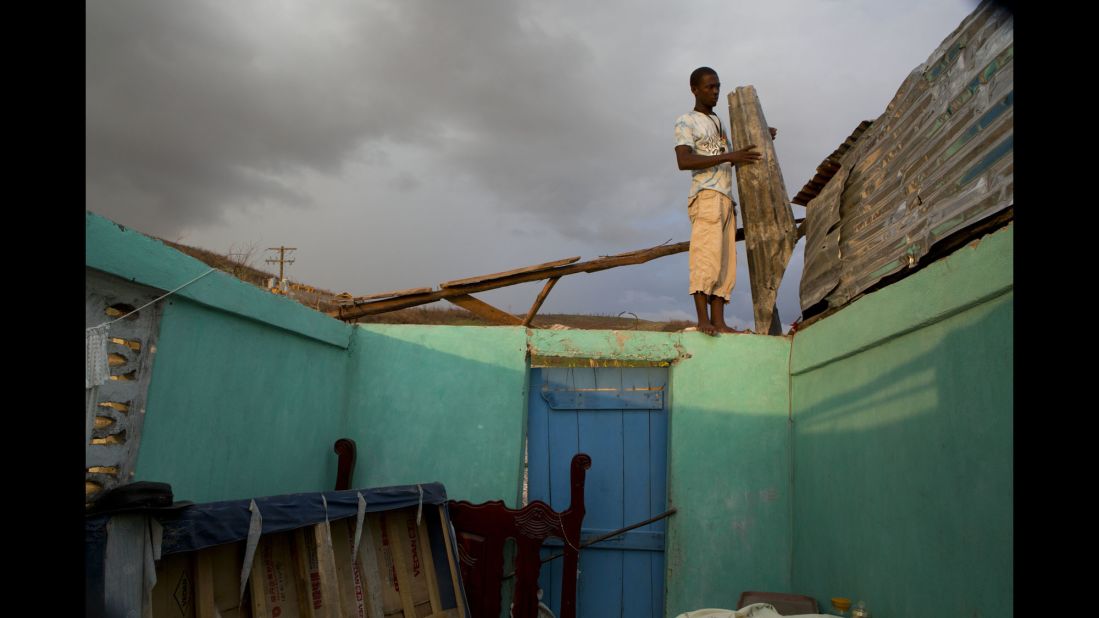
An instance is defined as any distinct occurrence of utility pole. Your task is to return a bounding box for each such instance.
[265,246,296,289]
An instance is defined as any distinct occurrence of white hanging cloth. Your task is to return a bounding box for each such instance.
[86,325,111,389]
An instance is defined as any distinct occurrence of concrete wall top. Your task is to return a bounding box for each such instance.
[529,328,687,363]
[86,211,352,348]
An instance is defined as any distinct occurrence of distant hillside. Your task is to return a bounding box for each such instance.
[159,238,701,331]
[160,239,276,289]
[160,238,345,312]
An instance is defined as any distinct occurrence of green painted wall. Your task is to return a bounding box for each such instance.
[789,225,1013,617]
[665,333,793,617]
[137,297,352,502]
[346,325,530,506]
[86,212,351,348]
[88,211,355,503]
[87,210,1012,618]
[347,323,794,616]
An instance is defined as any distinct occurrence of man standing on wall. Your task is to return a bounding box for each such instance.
[674,66,776,335]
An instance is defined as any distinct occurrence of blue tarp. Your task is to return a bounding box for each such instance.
[86,482,448,556]
[85,483,458,617]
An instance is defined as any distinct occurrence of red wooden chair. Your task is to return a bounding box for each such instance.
[737,591,820,615]
[448,453,591,618]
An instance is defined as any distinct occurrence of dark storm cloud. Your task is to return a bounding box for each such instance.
[85,0,644,238]
[86,1,377,233]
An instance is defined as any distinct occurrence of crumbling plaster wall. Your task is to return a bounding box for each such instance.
[85,269,166,503]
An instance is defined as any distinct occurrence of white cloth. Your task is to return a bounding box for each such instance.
[85,325,111,389]
[675,604,834,618]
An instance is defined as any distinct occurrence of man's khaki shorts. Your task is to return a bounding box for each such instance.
[687,189,737,300]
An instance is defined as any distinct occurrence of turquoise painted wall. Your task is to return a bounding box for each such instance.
[789,225,1013,617]
[87,211,355,503]
[343,325,796,617]
[346,324,530,506]
[665,334,793,617]
[137,297,352,502]
[85,212,350,348]
[87,211,1011,617]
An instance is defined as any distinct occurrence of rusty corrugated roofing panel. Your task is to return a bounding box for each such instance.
[792,121,873,207]
[800,0,1013,314]
[799,166,848,310]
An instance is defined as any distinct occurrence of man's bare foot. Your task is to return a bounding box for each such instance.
[697,320,719,336]
[708,297,734,334]
[712,315,737,333]
[692,293,718,336]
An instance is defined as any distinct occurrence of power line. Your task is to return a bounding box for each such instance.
[265,246,297,288]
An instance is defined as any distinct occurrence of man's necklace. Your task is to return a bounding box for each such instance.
[696,111,727,155]
[697,111,725,140]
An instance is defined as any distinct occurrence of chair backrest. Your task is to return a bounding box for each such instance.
[448,453,591,618]
[333,438,356,490]
[737,591,820,615]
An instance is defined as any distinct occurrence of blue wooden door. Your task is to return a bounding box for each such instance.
[527,366,668,618]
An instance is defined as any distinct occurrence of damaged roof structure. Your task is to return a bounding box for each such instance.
[326,2,1012,335]
[798,4,1013,320]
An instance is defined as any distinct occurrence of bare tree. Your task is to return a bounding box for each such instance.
[226,242,260,283]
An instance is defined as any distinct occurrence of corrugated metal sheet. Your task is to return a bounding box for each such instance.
[800,0,1013,313]
[792,121,873,207]
[800,166,848,310]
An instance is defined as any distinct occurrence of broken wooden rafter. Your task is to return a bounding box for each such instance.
[329,240,697,322]
[523,277,560,327]
[329,220,802,325]
[335,286,433,305]
[446,294,524,325]
[440,256,580,288]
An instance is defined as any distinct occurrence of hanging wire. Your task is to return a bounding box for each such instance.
[86,268,218,332]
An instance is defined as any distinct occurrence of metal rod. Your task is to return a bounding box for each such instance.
[500,507,679,580]
[539,507,678,565]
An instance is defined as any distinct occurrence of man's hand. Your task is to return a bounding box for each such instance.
[769,127,778,140]
[727,145,762,166]
[676,144,763,170]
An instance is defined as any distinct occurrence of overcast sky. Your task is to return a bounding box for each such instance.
[86,0,980,331]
